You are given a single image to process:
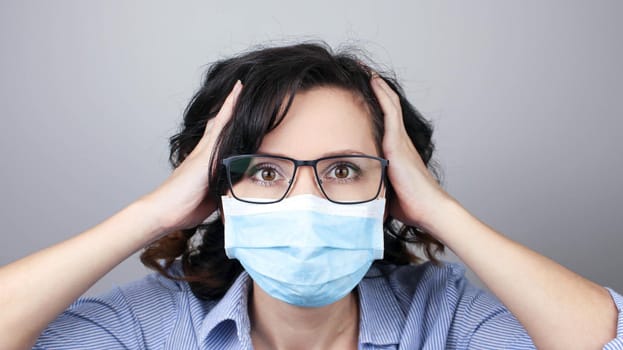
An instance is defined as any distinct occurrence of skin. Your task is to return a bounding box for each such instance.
[0,81,243,350]
[0,77,619,349]
[371,75,618,349]
[244,86,380,350]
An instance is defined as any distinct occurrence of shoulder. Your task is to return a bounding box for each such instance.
[361,260,471,332]
[369,259,511,321]
[368,260,467,305]
[365,261,533,348]
[36,264,216,349]
[111,266,195,310]
[97,264,220,339]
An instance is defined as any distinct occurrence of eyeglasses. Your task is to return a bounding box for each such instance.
[222,154,389,204]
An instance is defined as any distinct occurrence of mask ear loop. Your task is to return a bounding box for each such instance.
[380,160,391,222]
[215,161,234,224]
[383,178,394,227]
[382,176,419,240]
[216,185,228,225]
[373,170,397,279]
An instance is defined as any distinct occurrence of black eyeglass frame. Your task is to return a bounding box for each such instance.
[222,154,389,205]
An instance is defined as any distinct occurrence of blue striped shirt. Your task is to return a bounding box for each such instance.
[35,261,623,349]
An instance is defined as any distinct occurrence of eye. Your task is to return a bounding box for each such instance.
[259,168,277,181]
[247,163,285,185]
[332,165,351,179]
[323,161,361,183]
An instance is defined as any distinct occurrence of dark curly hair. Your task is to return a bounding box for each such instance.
[140,41,445,300]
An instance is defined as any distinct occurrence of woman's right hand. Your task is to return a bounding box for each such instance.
[140,81,242,234]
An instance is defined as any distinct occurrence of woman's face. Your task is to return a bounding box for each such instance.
[255,86,382,199]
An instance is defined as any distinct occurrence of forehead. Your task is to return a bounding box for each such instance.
[257,87,379,159]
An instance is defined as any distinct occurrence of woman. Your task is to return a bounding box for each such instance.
[1,42,622,349]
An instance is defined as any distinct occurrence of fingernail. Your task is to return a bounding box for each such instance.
[235,80,242,91]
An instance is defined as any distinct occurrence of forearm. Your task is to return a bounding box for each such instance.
[428,198,618,349]
[0,200,163,350]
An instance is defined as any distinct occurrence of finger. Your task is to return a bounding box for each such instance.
[188,81,242,162]
[371,76,404,134]
[204,80,243,137]
[372,75,401,107]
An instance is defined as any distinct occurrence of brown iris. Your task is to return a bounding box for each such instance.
[261,169,277,181]
[333,165,349,179]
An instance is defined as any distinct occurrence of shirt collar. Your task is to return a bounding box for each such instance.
[198,264,406,347]
[199,270,253,348]
[357,264,406,345]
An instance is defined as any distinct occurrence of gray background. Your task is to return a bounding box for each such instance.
[1,0,621,296]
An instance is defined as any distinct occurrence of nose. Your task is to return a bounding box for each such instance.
[287,165,324,198]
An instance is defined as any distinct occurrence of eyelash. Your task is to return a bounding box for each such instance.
[247,160,362,186]
[248,163,284,186]
[322,162,361,183]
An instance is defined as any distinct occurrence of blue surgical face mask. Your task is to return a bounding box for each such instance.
[221,194,385,308]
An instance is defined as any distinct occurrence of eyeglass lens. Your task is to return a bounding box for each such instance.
[226,155,384,203]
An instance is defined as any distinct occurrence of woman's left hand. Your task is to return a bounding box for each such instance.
[371,76,620,349]
[370,75,455,236]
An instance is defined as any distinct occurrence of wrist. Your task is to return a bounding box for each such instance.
[124,198,169,244]
[417,195,470,244]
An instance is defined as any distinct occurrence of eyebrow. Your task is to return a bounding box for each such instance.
[255,149,371,158]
